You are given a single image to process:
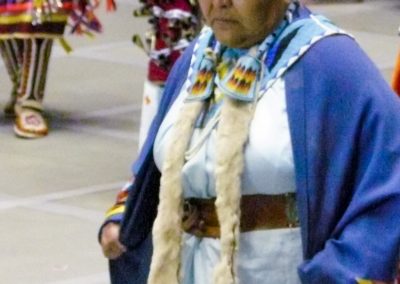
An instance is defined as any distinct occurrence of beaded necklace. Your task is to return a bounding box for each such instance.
[187,1,298,103]
[184,1,299,161]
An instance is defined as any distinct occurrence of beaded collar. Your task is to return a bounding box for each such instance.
[186,0,300,103]
[183,1,299,161]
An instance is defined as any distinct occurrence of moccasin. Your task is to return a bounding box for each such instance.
[14,107,48,138]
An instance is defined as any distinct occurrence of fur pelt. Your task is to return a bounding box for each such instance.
[148,101,204,284]
[213,97,255,284]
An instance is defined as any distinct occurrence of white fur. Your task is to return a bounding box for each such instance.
[148,101,204,284]
[214,98,255,284]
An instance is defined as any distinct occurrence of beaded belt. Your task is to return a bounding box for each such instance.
[182,193,299,238]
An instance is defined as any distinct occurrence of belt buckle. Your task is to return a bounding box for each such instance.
[183,200,199,232]
[285,193,299,228]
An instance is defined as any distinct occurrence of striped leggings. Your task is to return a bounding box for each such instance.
[0,38,53,109]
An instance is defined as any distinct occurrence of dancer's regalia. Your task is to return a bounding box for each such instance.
[0,0,105,138]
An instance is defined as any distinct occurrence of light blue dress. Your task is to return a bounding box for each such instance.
[153,76,303,284]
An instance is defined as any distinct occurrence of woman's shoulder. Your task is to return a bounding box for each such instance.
[298,34,378,82]
[285,33,400,123]
[291,33,392,100]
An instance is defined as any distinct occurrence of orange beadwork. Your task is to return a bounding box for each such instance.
[0,0,102,38]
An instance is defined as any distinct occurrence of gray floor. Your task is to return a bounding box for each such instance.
[0,0,398,283]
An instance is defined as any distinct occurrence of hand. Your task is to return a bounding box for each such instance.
[100,222,127,260]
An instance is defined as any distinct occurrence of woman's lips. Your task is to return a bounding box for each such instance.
[212,18,237,29]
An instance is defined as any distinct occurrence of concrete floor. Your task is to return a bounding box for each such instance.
[0,0,398,283]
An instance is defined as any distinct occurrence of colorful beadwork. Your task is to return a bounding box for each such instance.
[0,0,102,38]
[185,1,301,103]
[189,49,216,100]
[218,55,261,102]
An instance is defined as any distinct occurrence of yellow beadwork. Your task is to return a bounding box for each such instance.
[356,278,374,284]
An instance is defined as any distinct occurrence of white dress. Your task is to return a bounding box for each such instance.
[153,77,303,284]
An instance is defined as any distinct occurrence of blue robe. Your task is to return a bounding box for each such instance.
[110,7,400,284]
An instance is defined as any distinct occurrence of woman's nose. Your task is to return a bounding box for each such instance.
[212,0,232,8]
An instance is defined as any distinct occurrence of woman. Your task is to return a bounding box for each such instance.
[0,0,102,138]
[100,0,400,283]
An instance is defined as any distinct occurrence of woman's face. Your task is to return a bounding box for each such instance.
[199,0,288,48]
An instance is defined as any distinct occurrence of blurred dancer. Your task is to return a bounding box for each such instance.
[393,51,400,95]
[0,0,104,138]
[392,26,400,95]
[133,0,200,148]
